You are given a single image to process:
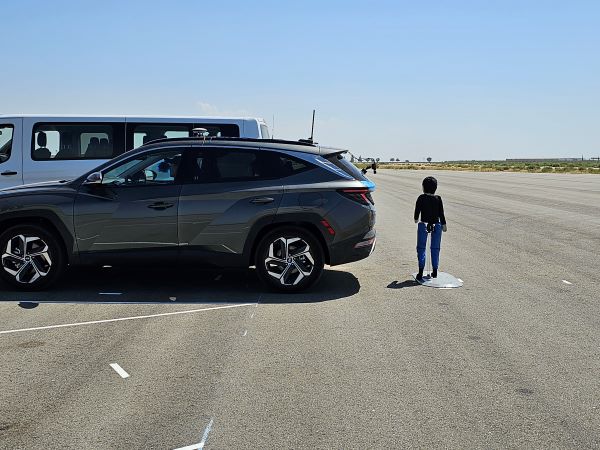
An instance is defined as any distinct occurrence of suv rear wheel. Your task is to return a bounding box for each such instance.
[255,226,324,292]
[0,224,65,291]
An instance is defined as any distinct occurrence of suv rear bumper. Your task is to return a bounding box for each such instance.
[328,228,376,266]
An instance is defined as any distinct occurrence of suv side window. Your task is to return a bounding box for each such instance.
[32,123,125,160]
[0,125,14,164]
[183,148,313,183]
[101,149,184,186]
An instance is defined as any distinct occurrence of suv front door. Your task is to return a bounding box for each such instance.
[73,148,185,263]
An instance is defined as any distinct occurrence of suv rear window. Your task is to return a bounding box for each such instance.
[326,152,369,181]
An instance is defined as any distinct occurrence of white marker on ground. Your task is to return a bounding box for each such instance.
[457,278,463,283]
[173,418,214,450]
[242,330,247,337]
[110,363,130,379]
[562,280,573,285]
[0,303,255,335]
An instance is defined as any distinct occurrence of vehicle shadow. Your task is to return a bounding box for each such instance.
[387,279,420,289]
[0,266,360,305]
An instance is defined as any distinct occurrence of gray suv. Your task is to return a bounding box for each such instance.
[0,138,376,292]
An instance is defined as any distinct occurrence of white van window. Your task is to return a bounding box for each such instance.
[32,123,125,160]
[260,124,270,139]
[129,124,192,149]
[126,123,241,150]
[195,123,240,138]
[0,125,14,164]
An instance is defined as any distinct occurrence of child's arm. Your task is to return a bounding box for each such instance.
[439,196,447,231]
[414,196,422,223]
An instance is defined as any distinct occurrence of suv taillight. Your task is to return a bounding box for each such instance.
[338,188,374,206]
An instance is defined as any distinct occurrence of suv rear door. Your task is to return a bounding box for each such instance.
[177,147,285,266]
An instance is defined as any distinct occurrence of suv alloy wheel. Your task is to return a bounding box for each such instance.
[0,225,65,290]
[255,227,324,292]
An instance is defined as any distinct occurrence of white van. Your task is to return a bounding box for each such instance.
[0,115,270,189]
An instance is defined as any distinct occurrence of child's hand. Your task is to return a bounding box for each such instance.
[442,224,448,232]
[414,219,418,224]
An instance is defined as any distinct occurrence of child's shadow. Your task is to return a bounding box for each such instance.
[387,279,420,289]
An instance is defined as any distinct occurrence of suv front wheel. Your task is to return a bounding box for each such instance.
[0,224,65,291]
[255,226,324,292]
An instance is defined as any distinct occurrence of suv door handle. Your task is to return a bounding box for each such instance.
[250,197,275,204]
[148,202,175,211]
[1,171,18,176]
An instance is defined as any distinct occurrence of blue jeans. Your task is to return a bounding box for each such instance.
[417,222,442,270]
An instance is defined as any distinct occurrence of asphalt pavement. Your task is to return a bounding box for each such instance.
[1,170,599,449]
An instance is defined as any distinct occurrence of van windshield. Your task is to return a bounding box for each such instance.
[0,125,14,163]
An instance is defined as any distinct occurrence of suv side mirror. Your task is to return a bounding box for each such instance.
[84,171,103,185]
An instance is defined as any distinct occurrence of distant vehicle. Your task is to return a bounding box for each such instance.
[0,137,376,292]
[0,115,270,189]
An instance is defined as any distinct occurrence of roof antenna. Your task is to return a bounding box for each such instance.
[299,109,316,144]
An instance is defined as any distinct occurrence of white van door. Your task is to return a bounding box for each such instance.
[0,118,23,189]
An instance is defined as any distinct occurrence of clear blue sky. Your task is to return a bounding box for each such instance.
[1,0,599,160]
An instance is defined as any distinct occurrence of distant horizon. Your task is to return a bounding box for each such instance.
[355,156,599,163]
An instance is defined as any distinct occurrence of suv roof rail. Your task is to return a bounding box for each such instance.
[143,136,318,147]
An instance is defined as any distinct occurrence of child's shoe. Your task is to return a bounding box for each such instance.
[416,267,424,281]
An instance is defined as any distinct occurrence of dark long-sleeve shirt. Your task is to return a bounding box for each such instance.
[414,194,446,225]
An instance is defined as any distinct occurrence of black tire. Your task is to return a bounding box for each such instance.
[255,226,324,292]
[0,224,66,291]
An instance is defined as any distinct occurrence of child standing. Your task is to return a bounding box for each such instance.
[414,176,447,280]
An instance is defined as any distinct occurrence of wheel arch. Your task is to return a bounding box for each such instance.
[0,212,74,264]
[245,214,331,267]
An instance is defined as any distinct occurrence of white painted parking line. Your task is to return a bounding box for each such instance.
[174,418,214,450]
[0,303,255,335]
[110,363,130,379]
[562,280,573,285]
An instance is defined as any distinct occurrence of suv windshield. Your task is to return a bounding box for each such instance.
[0,125,14,163]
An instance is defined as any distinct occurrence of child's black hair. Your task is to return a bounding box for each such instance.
[422,176,438,194]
